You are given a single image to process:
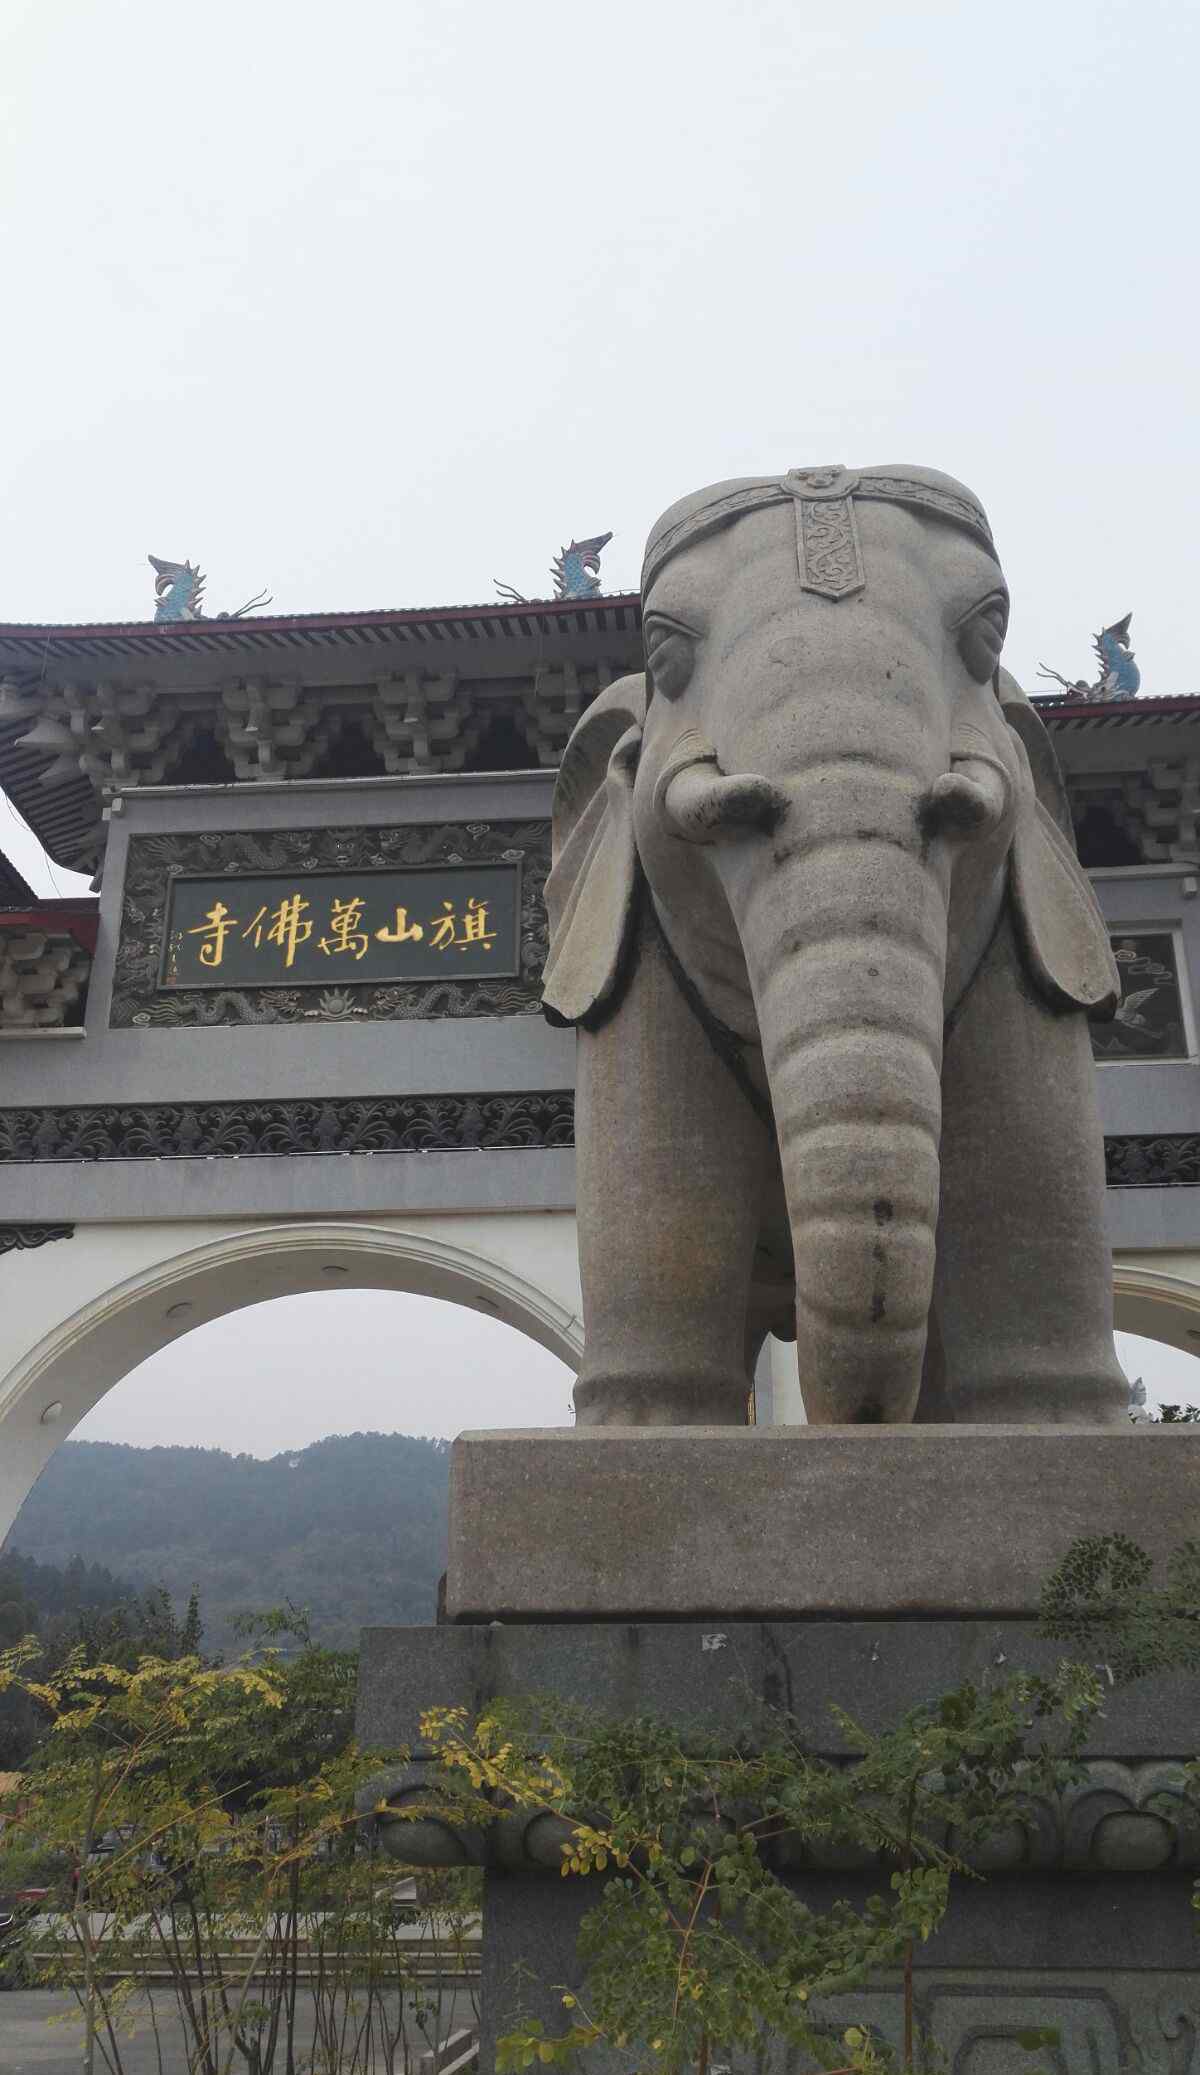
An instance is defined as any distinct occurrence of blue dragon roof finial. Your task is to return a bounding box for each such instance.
[1037,612,1141,702]
[551,532,613,601]
[150,555,206,622]
[149,554,273,624]
[1093,612,1141,698]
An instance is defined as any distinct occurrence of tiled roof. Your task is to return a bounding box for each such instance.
[1033,694,1200,721]
[0,847,37,909]
[0,896,98,940]
[0,594,642,666]
[0,594,645,874]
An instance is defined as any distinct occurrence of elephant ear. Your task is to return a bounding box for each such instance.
[541,672,647,1028]
[1000,679,1120,1017]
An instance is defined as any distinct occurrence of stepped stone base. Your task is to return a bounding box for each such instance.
[361,1426,1200,2069]
[444,1424,1200,1621]
[357,1616,1200,2074]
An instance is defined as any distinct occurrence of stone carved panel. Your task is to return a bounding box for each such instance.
[799,1985,1125,2074]
[1106,1134,1200,1187]
[1093,931,1190,1062]
[109,819,551,1027]
[0,1223,74,1256]
[372,1759,1200,1876]
[800,1981,1200,2075]
[797,494,866,600]
[0,1093,574,1164]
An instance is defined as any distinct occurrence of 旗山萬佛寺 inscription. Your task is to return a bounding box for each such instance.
[160,864,520,989]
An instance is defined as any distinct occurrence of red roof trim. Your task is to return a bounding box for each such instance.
[0,900,98,953]
[0,593,641,643]
[1033,695,1200,719]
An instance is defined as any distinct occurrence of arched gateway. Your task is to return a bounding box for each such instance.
[2,594,1200,1532]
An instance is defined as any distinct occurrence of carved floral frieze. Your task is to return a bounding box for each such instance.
[1106,1135,1200,1188]
[0,1093,574,1164]
[0,1223,74,1255]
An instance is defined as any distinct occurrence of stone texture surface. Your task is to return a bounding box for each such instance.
[445,1425,1200,1620]
[357,1618,1199,1761]
[480,1879,1200,2075]
[545,464,1127,1428]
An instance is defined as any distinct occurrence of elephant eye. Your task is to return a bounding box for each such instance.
[644,614,697,700]
[957,590,1009,682]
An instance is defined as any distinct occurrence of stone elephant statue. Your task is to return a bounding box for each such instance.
[542,464,1128,1430]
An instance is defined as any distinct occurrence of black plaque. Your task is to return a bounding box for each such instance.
[160,863,521,991]
[1092,931,1190,1061]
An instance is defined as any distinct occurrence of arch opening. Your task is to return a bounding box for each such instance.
[1113,1259,1200,1415]
[75,1285,575,1454]
[0,1219,583,1542]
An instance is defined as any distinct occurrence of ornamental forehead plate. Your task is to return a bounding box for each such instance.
[781,466,862,501]
[779,468,867,600]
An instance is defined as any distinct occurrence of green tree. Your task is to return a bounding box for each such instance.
[415,1661,1097,2075]
[0,1632,478,2075]
[0,1552,143,1766]
[70,1582,206,1673]
[1039,1532,1200,1683]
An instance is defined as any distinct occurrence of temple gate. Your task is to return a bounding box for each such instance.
[0,591,1198,1534]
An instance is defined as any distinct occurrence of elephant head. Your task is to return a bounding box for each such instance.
[543,464,1118,1426]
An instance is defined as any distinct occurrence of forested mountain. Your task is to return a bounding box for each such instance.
[0,1548,146,1765]
[0,1548,138,1640]
[4,1432,450,1656]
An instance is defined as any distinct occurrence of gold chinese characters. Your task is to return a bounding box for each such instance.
[185,890,499,971]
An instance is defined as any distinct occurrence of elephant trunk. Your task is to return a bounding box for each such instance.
[720,765,952,1424]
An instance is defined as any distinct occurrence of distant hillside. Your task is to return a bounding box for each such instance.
[4,1432,450,1655]
[0,1547,139,1634]
[0,1548,145,1764]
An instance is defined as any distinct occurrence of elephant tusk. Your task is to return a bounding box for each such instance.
[918,755,1011,841]
[656,741,788,844]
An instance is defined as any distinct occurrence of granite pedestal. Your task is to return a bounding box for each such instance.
[356,1428,1200,2071]
[445,1425,1200,1620]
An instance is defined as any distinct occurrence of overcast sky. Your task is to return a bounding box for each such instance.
[4,0,1199,1448]
[65,1305,1199,1455]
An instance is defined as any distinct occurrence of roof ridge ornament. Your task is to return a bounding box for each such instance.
[551,532,613,601]
[148,555,273,624]
[1037,613,1141,702]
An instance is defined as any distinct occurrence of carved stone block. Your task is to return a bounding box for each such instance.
[443,1426,1200,1622]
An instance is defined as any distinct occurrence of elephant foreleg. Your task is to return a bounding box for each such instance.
[931,909,1127,1427]
[572,910,774,1426]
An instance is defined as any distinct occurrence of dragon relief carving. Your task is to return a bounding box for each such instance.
[109,819,551,1028]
